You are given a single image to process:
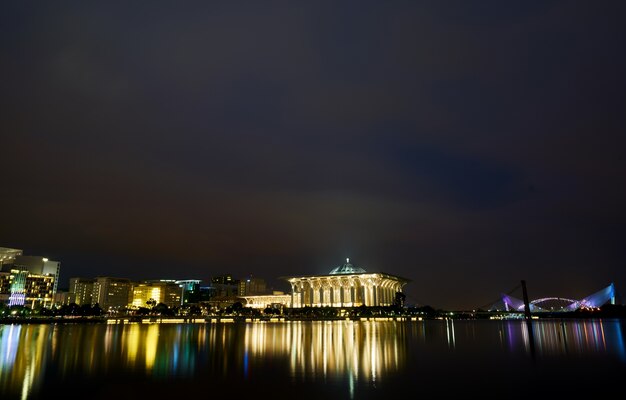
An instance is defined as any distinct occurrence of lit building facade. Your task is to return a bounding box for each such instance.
[176,279,201,305]
[0,266,56,308]
[54,290,69,306]
[283,259,410,308]
[239,293,291,309]
[14,256,61,295]
[68,277,96,305]
[131,281,182,309]
[92,277,133,311]
[0,254,60,308]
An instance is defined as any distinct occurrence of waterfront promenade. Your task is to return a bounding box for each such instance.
[1,304,625,325]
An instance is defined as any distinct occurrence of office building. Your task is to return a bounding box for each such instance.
[211,274,239,297]
[0,253,60,308]
[92,277,133,312]
[68,277,96,305]
[239,277,268,296]
[176,279,202,305]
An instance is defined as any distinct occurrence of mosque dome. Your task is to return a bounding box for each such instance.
[328,258,366,275]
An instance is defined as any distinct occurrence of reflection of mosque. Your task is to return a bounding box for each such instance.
[2,320,625,399]
[283,259,410,308]
[285,321,408,385]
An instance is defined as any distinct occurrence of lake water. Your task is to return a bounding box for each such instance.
[1,319,625,399]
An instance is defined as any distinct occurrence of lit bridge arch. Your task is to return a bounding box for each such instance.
[497,283,616,312]
[530,297,578,312]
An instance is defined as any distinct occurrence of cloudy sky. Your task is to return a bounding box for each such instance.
[2,1,625,310]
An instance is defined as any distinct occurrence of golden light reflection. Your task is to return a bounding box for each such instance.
[286,321,406,384]
[144,325,159,370]
[124,324,141,365]
[3,319,623,400]
[0,324,51,400]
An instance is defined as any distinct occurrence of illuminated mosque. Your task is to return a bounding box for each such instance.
[282,258,410,308]
[498,283,616,312]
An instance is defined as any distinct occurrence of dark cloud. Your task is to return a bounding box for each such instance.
[2,1,625,309]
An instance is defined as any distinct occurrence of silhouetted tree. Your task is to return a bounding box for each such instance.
[153,302,173,316]
[91,303,103,316]
[59,302,80,316]
[146,298,157,309]
[188,305,201,316]
[136,307,150,315]
[232,301,244,314]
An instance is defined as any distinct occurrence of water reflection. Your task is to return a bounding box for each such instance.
[0,319,624,399]
[0,324,50,400]
[0,321,407,398]
[498,319,626,360]
[286,321,406,384]
[445,318,456,348]
[116,324,202,377]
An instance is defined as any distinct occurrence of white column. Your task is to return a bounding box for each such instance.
[312,279,321,307]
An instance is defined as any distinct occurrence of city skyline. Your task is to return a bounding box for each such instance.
[2,245,619,312]
[2,1,626,310]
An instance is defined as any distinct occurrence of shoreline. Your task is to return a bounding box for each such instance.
[2,313,625,325]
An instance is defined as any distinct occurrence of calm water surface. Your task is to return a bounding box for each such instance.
[1,319,625,399]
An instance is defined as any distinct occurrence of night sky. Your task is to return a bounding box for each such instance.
[2,1,625,310]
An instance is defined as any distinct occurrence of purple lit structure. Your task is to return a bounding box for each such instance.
[501,283,616,312]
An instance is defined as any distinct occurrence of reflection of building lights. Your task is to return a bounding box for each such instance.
[125,325,141,364]
[446,319,456,348]
[513,320,616,356]
[0,325,51,400]
[3,320,625,399]
[144,325,159,371]
[0,325,21,371]
[286,321,405,383]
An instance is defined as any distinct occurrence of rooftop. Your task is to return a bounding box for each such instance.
[328,258,367,275]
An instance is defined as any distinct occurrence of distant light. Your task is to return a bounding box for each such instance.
[42,258,48,262]
[346,258,350,263]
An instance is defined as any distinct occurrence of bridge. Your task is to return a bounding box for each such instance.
[488,283,616,312]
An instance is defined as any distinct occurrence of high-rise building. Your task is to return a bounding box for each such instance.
[211,274,236,285]
[0,266,56,308]
[14,256,61,298]
[92,277,133,312]
[211,274,239,297]
[0,253,60,308]
[54,290,70,306]
[68,278,96,305]
[176,279,202,305]
[239,277,268,296]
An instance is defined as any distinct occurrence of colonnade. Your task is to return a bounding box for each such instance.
[287,273,407,308]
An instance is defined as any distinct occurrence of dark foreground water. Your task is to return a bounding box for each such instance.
[1,318,625,399]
